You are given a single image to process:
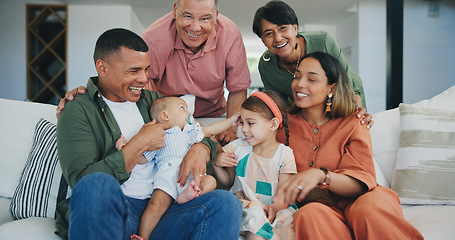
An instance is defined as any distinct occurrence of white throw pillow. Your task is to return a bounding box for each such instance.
[0,99,57,199]
[373,157,389,188]
[392,103,455,205]
[10,119,71,219]
[370,108,400,187]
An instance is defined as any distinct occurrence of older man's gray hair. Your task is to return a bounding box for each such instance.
[175,0,219,10]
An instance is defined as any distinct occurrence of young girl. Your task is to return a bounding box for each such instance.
[214,91,297,240]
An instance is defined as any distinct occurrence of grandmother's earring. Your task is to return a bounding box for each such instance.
[325,94,333,112]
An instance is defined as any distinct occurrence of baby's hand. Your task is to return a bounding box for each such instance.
[115,134,127,150]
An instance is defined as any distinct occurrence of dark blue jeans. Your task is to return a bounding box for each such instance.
[68,172,242,240]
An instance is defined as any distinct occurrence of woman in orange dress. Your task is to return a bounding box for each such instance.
[275,52,423,239]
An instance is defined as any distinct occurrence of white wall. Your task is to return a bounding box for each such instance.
[356,0,455,113]
[358,0,387,114]
[336,14,359,73]
[242,35,266,88]
[1,0,454,113]
[131,8,146,37]
[67,5,141,91]
[0,1,144,101]
[0,0,63,101]
[403,0,455,104]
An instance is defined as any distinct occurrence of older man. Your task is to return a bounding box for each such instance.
[55,28,241,240]
[58,0,250,145]
[142,0,251,143]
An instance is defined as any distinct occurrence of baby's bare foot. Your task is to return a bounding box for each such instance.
[176,181,200,204]
[130,234,144,240]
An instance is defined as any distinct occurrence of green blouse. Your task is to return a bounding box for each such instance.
[258,31,366,108]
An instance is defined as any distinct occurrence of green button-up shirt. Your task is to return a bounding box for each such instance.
[55,77,217,239]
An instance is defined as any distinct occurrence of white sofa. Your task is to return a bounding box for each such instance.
[1,85,455,239]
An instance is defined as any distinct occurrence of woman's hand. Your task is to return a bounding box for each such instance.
[275,169,325,205]
[56,86,87,118]
[356,107,374,129]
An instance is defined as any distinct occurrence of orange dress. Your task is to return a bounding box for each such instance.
[277,111,423,240]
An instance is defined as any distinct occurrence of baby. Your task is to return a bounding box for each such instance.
[116,96,239,240]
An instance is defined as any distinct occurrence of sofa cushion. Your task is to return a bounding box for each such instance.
[372,157,389,188]
[392,104,455,205]
[0,217,61,239]
[10,119,70,219]
[0,99,57,199]
[402,205,455,240]
[0,197,14,225]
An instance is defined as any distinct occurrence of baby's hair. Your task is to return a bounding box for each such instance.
[242,90,290,146]
[149,97,178,122]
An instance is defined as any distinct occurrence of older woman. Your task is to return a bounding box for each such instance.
[253,1,365,108]
[275,52,422,239]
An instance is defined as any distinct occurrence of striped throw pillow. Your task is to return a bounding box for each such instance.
[10,118,71,219]
[392,103,455,205]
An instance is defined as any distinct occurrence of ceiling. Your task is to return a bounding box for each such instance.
[63,0,360,34]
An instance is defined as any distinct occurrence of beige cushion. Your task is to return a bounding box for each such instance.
[392,103,455,205]
[371,85,455,187]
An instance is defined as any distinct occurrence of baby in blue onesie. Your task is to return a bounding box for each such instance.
[116,96,239,240]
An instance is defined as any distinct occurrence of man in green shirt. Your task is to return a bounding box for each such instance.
[56,28,241,239]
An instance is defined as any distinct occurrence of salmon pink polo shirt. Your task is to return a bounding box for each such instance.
[141,12,251,118]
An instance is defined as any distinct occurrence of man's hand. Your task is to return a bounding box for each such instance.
[56,86,87,118]
[216,127,238,146]
[136,120,169,152]
[123,120,169,172]
[178,143,210,189]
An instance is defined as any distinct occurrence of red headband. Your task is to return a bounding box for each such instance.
[250,92,283,127]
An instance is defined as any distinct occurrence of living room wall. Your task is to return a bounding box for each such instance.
[402,0,455,105]
[0,0,62,102]
[0,0,454,114]
[0,1,144,102]
[67,5,145,91]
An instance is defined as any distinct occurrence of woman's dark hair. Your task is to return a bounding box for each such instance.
[252,1,299,38]
[242,90,290,146]
[93,28,148,64]
[290,52,357,118]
